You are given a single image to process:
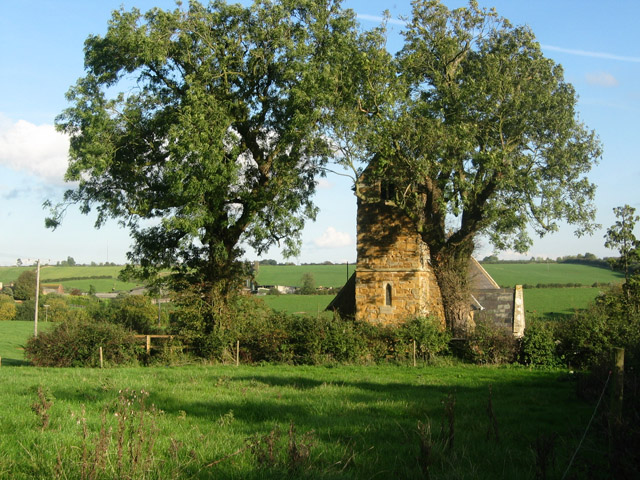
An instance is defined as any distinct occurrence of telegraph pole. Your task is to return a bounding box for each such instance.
[34,259,40,337]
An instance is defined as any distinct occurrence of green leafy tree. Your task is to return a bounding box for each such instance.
[13,270,38,301]
[299,272,316,295]
[604,205,640,283]
[337,1,601,333]
[47,0,357,309]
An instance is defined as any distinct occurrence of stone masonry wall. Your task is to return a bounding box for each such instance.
[355,198,444,326]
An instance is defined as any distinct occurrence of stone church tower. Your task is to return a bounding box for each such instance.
[354,192,445,325]
[328,181,525,336]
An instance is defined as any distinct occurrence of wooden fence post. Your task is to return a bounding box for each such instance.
[611,347,624,423]
[99,347,103,369]
[146,335,151,354]
[236,340,240,367]
[413,340,417,367]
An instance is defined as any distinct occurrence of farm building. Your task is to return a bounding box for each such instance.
[328,180,525,337]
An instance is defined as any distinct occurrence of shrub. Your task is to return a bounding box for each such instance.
[41,295,69,322]
[0,294,16,321]
[557,285,640,370]
[25,319,139,367]
[395,316,451,362]
[109,295,159,333]
[520,318,561,367]
[463,319,519,364]
[14,299,36,321]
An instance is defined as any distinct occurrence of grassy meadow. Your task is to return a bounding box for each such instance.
[0,361,603,479]
[481,262,622,287]
[0,265,140,294]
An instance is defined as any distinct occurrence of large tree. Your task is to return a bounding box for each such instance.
[48,0,356,298]
[338,1,601,333]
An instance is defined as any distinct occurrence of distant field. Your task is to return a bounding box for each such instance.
[0,265,139,293]
[258,294,335,317]
[482,262,622,287]
[523,287,603,318]
[255,264,354,287]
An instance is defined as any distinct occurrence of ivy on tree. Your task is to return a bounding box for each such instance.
[337,0,601,333]
[48,0,356,297]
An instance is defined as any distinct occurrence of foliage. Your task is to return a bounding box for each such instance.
[558,284,640,370]
[14,299,38,322]
[92,295,159,334]
[13,269,38,301]
[0,294,16,321]
[520,318,561,367]
[40,295,69,323]
[395,316,451,361]
[604,204,640,281]
[336,0,600,332]
[49,0,359,301]
[463,319,519,365]
[298,272,316,295]
[24,318,139,367]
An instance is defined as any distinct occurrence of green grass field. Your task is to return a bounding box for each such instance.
[0,321,53,366]
[481,262,622,287]
[0,360,601,479]
[258,294,335,316]
[0,265,140,294]
[255,264,354,287]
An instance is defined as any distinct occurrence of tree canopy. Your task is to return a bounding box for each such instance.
[336,0,601,331]
[49,0,357,293]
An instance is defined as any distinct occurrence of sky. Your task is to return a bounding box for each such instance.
[1,0,639,266]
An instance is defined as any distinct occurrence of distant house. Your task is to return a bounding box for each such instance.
[41,284,64,295]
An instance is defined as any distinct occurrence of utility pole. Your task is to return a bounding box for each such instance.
[34,259,40,337]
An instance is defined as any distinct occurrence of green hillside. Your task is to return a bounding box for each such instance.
[481,262,622,287]
[255,262,621,288]
[255,264,354,287]
[0,265,139,293]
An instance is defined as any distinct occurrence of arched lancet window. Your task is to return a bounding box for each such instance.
[385,283,392,307]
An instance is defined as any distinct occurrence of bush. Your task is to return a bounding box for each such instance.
[557,284,640,370]
[0,294,16,321]
[520,318,561,367]
[25,319,139,367]
[463,319,519,364]
[395,316,450,362]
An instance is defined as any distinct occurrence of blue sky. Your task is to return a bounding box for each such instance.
[1,0,639,266]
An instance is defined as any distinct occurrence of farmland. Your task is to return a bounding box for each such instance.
[0,262,622,318]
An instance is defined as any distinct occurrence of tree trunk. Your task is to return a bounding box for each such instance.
[430,240,474,337]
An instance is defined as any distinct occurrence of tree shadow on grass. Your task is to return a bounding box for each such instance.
[0,357,30,366]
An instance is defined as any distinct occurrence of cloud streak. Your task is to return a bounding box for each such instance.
[541,44,640,63]
[357,13,406,26]
[0,115,70,183]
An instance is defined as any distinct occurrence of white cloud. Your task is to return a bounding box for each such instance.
[316,178,332,189]
[314,226,353,248]
[585,71,619,87]
[0,115,69,183]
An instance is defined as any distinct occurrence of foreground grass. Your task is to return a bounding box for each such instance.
[0,363,602,479]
